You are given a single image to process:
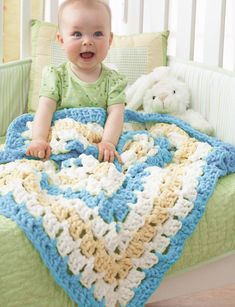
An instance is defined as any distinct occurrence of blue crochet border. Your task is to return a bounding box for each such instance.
[0,108,235,307]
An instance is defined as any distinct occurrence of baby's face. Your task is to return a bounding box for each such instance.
[58,2,112,75]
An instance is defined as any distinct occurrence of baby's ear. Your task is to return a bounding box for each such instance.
[109,32,113,46]
[56,32,64,45]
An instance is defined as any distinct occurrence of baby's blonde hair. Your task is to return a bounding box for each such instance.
[58,0,112,30]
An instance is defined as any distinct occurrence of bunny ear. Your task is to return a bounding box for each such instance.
[165,69,186,82]
[125,75,147,110]
[125,73,160,110]
[152,66,171,81]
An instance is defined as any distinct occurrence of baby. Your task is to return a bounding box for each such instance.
[26,0,127,163]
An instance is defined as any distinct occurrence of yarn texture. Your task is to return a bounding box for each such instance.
[0,108,235,307]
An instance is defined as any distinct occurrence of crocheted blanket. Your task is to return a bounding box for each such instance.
[0,108,235,307]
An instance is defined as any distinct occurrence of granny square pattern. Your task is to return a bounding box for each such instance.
[0,108,235,306]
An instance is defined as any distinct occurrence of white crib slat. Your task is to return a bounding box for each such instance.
[44,0,59,23]
[123,0,128,24]
[203,0,226,67]
[176,0,196,60]
[110,0,144,35]
[110,0,124,34]
[0,0,4,63]
[125,0,144,34]
[20,0,31,59]
[139,0,144,33]
[143,0,169,32]
[222,0,235,71]
[122,0,128,23]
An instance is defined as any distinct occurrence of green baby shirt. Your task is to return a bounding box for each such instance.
[39,62,128,109]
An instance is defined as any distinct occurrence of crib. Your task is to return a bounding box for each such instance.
[0,0,235,306]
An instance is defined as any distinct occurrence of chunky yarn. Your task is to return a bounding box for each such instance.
[0,108,234,307]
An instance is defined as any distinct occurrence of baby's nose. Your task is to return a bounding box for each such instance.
[82,36,93,46]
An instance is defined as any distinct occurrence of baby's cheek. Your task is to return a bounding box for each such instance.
[66,41,80,53]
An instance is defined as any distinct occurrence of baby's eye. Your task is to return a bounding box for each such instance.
[173,90,176,94]
[152,96,156,100]
[73,31,82,38]
[94,31,103,37]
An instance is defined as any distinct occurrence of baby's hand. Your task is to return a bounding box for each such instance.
[97,141,122,164]
[26,139,51,160]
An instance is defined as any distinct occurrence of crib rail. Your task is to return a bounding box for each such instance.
[110,0,234,71]
[0,0,235,72]
[0,59,31,136]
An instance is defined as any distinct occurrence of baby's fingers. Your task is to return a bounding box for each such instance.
[98,146,104,162]
[109,150,115,163]
[26,148,30,156]
[38,150,45,159]
[114,150,123,164]
[26,148,37,158]
[44,146,51,160]
[103,149,111,162]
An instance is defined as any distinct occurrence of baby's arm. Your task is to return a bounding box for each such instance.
[98,104,124,163]
[26,96,56,159]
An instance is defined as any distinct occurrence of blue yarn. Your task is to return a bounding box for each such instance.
[0,107,235,307]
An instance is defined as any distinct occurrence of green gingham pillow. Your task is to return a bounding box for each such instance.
[28,19,169,112]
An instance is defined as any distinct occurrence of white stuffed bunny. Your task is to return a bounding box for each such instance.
[126,67,214,135]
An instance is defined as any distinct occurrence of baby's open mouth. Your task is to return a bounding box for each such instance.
[80,52,95,59]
